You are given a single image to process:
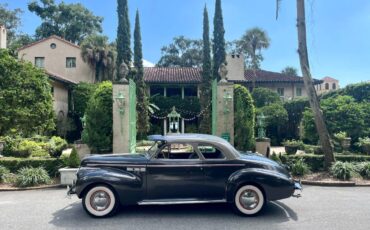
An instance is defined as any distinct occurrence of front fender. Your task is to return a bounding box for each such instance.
[226,168,295,202]
[75,167,144,205]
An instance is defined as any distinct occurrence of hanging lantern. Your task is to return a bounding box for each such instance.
[167,106,181,134]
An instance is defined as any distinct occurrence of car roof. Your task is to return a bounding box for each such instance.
[148,134,229,144]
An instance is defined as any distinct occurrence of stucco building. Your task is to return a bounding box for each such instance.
[315,76,340,94]
[18,35,95,118]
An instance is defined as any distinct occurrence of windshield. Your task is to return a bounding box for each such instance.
[146,141,163,158]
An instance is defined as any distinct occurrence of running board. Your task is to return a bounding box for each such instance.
[138,199,227,205]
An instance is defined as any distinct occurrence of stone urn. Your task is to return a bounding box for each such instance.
[341,137,351,151]
[285,145,299,155]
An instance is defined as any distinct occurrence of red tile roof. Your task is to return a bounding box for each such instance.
[46,70,77,85]
[144,67,202,84]
[18,35,80,51]
[143,67,322,84]
[322,76,338,82]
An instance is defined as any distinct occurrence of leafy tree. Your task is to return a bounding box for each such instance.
[281,66,298,76]
[8,34,35,56]
[81,34,115,82]
[0,49,54,136]
[134,10,150,140]
[283,98,309,140]
[251,87,281,108]
[199,6,212,134]
[71,83,97,119]
[0,4,23,45]
[28,0,103,44]
[257,103,288,145]
[234,84,255,151]
[116,0,131,80]
[82,81,113,153]
[233,27,270,69]
[213,0,226,80]
[157,36,203,67]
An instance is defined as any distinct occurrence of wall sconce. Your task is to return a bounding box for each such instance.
[223,90,233,114]
[115,91,126,115]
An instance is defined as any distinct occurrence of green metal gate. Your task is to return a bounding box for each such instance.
[129,79,137,153]
[211,79,217,135]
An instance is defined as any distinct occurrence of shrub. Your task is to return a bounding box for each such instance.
[334,131,348,142]
[83,81,113,153]
[15,167,51,187]
[270,152,282,164]
[357,137,370,155]
[290,159,310,176]
[0,49,55,136]
[234,84,255,151]
[67,147,80,168]
[330,161,357,180]
[49,136,68,158]
[16,140,38,158]
[251,87,281,108]
[0,166,10,183]
[0,157,63,177]
[357,162,370,179]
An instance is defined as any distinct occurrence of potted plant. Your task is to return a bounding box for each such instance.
[334,131,351,151]
[283,139,303,155]
[59,147,81,185]
[357,137,370,155]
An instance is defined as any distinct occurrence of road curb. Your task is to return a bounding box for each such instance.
[301,180,370,187]
[0,184,65,192]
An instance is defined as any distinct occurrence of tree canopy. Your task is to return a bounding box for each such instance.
[0,49,54,136]
[232,27,270,69]
[116,0,131,80]
[28,0,103,44]
[281,66,298,76]
[0,3,23,44]
[80,34,116,82]
[213,0,226,79]
[157,36,203,67]
[251,87,281,108]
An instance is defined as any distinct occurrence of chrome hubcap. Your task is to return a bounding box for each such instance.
[90,191,111,211]
[239,189,259,210]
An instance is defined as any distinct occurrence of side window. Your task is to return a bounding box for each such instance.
[197,144,226,160]
[155,143,198,160]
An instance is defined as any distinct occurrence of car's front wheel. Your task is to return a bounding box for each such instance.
[82,185,119,218]
[233,185,265,216]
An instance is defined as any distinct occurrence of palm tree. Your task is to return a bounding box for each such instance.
[235,27,270,69]
[281,66,298,76]
[81,34,116,82]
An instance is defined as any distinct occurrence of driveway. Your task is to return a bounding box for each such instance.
[0,186,369,230]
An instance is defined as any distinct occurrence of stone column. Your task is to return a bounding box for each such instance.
[215,82,234,145]
[113,82,130,153]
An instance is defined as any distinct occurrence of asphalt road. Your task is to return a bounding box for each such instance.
[1,186,370,230]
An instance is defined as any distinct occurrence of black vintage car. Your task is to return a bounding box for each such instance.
[68,134,302,217]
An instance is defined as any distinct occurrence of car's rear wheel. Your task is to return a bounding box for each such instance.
[233,185,265,216]
[82,185,119,218]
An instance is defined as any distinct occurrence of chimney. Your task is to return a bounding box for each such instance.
[0,25,7,49]
[225,54,245,81]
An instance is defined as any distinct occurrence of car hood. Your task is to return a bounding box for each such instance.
[81,153,148,166]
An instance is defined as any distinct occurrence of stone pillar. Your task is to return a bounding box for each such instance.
[113,83,130,153]
[215,82,234,145]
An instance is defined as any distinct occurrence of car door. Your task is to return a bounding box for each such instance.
[146,143,206,200]
[196,143,244,200]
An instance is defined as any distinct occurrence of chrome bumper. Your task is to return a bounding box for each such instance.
[292,180,302,198]
[67,180,76,197]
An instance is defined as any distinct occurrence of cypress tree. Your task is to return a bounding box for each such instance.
[134,10,150,139]
[116,0,131,80]
[199,6,212,134]
[212,0,226,80]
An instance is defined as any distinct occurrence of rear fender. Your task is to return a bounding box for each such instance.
[226,168,294,202]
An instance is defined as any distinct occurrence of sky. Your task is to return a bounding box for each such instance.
[2,0,370,86]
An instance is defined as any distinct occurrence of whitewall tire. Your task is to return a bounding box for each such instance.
[233,185,265,216]
[82,185,118,217]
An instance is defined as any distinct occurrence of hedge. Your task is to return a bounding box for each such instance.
[281,154,370,172]
[0,157,64,177]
